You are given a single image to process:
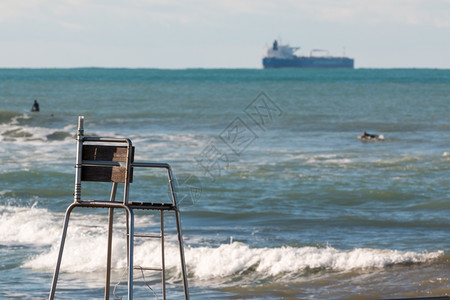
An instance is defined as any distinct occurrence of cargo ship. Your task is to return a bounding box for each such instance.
[262,40,354,69]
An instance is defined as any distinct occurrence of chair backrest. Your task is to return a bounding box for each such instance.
[81,144,134,183]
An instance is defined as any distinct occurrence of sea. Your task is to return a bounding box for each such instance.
[0,68,449,299]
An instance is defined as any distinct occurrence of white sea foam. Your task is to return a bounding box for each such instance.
[185,243,443,280]
[0,115,210,175]
[24,238,443,280]
[0,204,156,246]
[11,204,442,280]
[0,120,72,144]
[0,204,61,245]
[306,154,353,165]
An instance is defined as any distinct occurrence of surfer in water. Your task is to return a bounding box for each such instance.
[358,131,384,141]
[362,131,377,138]
[31,100,40,112]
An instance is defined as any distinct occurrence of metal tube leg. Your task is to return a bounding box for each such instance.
[161,211,166,300]
[105,183,118,300]
[126,207,134,300]
[126,211,130,268]
[49,204,77,300]
[174,209,190,300]
[167,166,189,299]
[105,207,114,300]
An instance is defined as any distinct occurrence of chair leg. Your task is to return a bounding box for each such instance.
[48,203,77,300]
[174,209,190,300]
[161,210,166,300]
[126,207,134,300]
[104,207,114,300]
[105,183,118,299]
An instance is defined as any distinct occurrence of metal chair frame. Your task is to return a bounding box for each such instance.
[49,116,189,299]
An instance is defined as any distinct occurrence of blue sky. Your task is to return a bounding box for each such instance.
[1,0,449,68]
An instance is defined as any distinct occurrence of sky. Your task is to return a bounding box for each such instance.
[1,0,449,69]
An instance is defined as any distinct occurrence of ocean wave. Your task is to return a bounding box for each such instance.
[13,201,442,279]
[0,122,75,143]
[0,110,20,124]
[24,238,444,281]
[186,242,444,281]
[0,203,60,246]
[305,154,353,165]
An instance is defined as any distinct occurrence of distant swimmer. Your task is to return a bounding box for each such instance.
[31,100,40,112]
[358,131,384,141]
[362,131,376,138]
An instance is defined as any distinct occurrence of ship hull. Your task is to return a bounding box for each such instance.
[263,57,354,69]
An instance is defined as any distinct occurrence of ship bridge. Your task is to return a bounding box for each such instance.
[266,40,300,59]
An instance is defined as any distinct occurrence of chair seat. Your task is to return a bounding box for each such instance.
[128,202,176,210]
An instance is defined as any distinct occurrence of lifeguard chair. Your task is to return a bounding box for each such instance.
[49,116,189,299]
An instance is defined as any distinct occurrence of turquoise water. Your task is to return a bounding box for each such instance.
[0,68,449,299]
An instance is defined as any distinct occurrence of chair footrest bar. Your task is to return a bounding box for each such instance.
[134,233,162,238]
[73,200,175,211]
[129,201,174,207]
[128,202,175,210]
[134,266,163,272]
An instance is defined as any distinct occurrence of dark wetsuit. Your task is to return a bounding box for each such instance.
[363,132,377,138]
[31,100,40,112]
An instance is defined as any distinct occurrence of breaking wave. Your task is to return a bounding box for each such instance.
[2,204,441,281]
